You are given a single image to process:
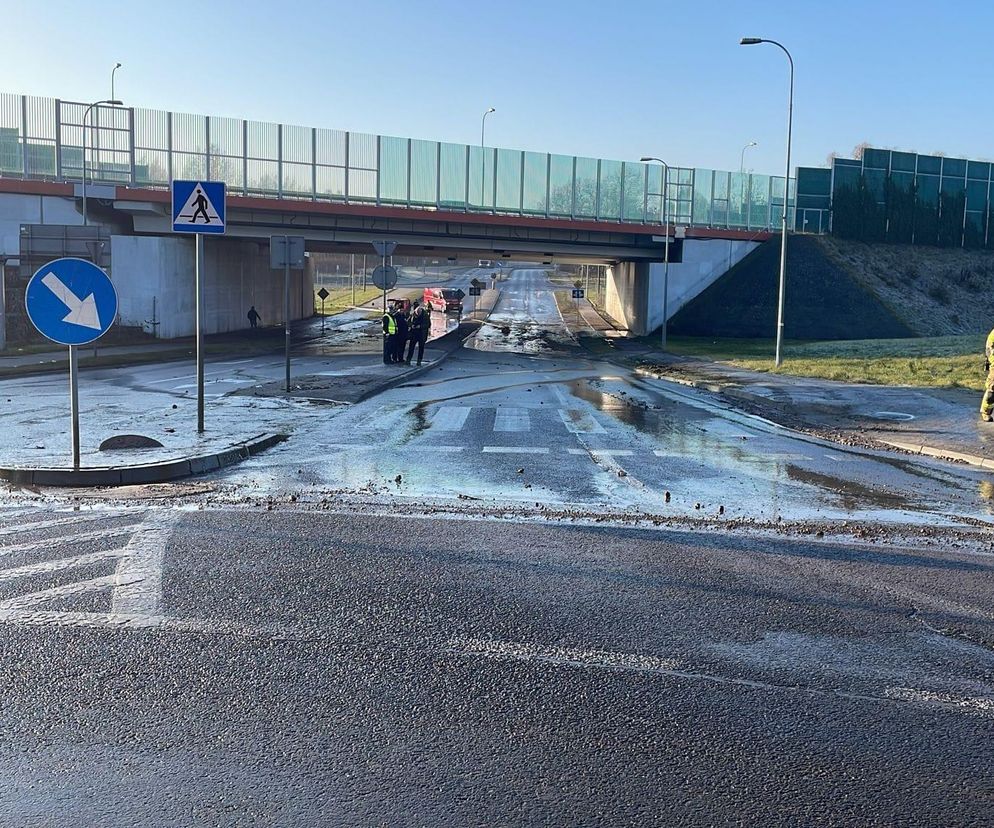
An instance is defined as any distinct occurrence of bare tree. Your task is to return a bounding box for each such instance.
[825,151,838,167]
[852,141,871,160]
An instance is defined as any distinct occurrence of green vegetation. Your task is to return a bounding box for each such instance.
[314,286,381,313]
[665,334,987,391]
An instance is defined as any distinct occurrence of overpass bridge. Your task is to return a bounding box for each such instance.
[0,93,788,336]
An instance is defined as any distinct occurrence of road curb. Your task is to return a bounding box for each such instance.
[635,366,994,472]
[877,439,994,470]
[0,432,287,487]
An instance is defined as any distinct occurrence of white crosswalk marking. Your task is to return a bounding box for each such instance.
[431,406,473,431]
[0,526,140,558]
[494,407,530,432]
[568,448,633,456]
[0,513,130,538]
[0,548,129,583]
[482,446,550,454]
[0,510,178,625]
[558,408,606,434]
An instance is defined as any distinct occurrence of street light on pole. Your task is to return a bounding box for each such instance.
[81,99,123,227]
[640,156,671,349]
[740,36,793,368]
[740,140,758,173]
[111,62,122,102]
[481,107,495,210]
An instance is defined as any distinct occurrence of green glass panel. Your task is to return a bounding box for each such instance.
[379,136,407,203]
[548,154,573,216]
[622,162,645,221]
[409,139,437,206]
[890,151,916,172]
[439,142,466,208]
[574,157,597,218]
[917,155,941,174]
[495,148,521,212]
[522,152,547,215]
[598,159,622,220]
[968,160,991,181]
[941,157,966,178]
[862,148,889,169]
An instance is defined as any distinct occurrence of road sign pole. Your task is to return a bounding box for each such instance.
[196,233,205,434]
[321,297,326,334]
[68,344,80,470]
[381,252,387,316]
[351,253,356,307]
[284,238,291,392]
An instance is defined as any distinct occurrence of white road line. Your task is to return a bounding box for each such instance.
[0,513,131,538]
[431,406,472,431]
[494,407,530,432]
[111,510,177,617]
[0,548,129,582]
[558,408,606,434]
[0,526,139,558]
[568,448,633,456]
[482,446,550,454]
[0,574,135,611]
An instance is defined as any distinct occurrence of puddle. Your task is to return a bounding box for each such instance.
[786,464,911,511]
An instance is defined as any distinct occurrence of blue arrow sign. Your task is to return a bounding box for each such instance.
[172,180,226,234]
[25,258,118,346]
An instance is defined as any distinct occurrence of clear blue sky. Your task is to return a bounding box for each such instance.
[4,0,992,175]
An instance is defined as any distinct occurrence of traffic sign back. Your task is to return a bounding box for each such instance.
[172,180,226,234]
[372,265,399,290]
[25,258,118,346]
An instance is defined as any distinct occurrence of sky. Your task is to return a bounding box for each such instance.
[3,0,993,175]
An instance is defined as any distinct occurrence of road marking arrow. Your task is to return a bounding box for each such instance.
[40,272,102,330]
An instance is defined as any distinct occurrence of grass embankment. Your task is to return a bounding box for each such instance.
[666,334,987,391]
[314,287,382,313]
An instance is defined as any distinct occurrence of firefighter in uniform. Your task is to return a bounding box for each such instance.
[382,306,397,365]
[982,327,994,422]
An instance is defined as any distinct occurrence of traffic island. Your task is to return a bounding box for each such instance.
[0,432,286,487]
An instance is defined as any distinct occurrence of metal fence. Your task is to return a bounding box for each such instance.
[0,93,793,230]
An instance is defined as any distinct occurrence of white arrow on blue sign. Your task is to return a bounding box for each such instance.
[172,180,226,234]
[25,258,118,346]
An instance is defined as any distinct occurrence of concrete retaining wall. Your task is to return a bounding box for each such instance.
[111,235,313,338]
[605,238,761,336]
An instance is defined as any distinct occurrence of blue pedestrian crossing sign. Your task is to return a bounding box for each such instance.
[25,258,118,346]
[172,180,226,234]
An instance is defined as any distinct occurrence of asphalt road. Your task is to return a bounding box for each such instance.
[1,268,994,824]
[0,508,991,826]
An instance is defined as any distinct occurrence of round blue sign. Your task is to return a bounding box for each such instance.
[25,257,118,346]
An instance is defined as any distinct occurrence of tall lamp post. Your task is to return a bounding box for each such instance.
[740,140,758,173]
[81,99,123,227]
[740,36,793,367]
[481,107,495,210]
[111,62,122,101]
[640,156,670,349]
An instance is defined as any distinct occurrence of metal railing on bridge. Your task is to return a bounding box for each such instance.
[0,93,793,232]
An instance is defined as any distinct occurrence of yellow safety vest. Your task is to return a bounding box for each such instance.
[383,313,397,335]
[986,327,994,358]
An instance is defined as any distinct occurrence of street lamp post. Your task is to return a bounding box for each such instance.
[740,36,793,367]
[740,140,758,173]
[111,62,122,101]
[81,99,123,227]
[481,107,495,210]
[640,156,670,349]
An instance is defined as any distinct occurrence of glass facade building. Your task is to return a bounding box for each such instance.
[0,93,792,233]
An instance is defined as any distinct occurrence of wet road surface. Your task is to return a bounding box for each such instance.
[1,267,994,823]
[0,508,991,825]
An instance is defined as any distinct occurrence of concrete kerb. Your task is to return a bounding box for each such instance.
[0,432,287,487]
[634,365,994,472]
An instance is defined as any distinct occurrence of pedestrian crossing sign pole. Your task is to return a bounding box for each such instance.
[171,180,226,434]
